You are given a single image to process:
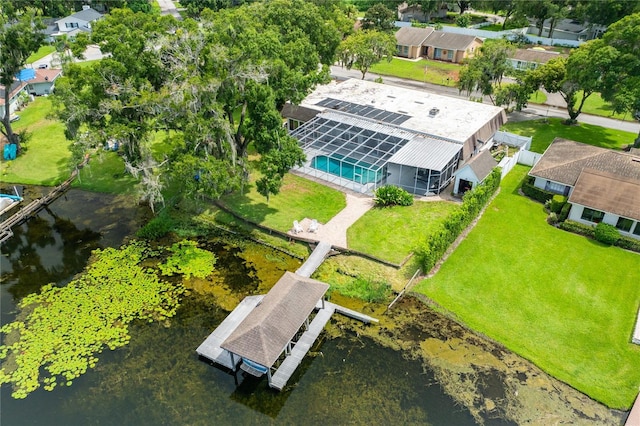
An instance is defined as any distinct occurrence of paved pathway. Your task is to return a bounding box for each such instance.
[157,0,182,19]
[291,193,374,249]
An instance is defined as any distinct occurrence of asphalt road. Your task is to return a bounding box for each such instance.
[330,65,640,135]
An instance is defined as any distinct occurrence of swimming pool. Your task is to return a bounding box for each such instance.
[311,155,382,184]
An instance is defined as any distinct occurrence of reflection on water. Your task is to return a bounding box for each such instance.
[0,188,623,426]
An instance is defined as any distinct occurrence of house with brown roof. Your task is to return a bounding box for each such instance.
[0,69,62,119]
[508,48,565,71]
[395,27,482,63]
[529,138,640,239]
[453,149,498,195]
[397,2,448,23]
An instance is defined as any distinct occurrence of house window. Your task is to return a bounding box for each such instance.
[65,22,79,29]
[288,119,302,130]
[616,217,633,232]
[581,207,604,223]
[447,50,453,60]
[403,46,409,55]
[544,180,568,195]
[633,222,640,236]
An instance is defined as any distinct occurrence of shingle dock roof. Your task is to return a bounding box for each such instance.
[221,272,329,368]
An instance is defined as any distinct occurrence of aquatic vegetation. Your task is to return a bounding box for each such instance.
[159,240,216,279]
[0,241,192,399]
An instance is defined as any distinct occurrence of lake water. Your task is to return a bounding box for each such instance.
[0,188,622,425]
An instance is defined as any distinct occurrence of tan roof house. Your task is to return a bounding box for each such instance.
[529,138,640,239]
[509,48,565,70]
[395,27,482,63]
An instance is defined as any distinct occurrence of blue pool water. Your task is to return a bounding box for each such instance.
[312,155,382,184]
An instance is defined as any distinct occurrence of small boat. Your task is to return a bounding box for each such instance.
[0,187,23,216]
[240,358,269,377]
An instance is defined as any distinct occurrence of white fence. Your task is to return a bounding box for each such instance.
[493,131,532,149]
[497,147,541,179]
[437,25,528,40]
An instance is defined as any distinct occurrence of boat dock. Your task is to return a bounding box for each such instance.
[0,154,90,244]
[296,241,332,278]
[270,303,335,390]
[196,295,264,369]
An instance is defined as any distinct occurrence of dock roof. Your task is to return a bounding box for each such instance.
[221,272,329,368]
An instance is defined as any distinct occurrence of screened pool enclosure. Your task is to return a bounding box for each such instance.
[289,111,463,195]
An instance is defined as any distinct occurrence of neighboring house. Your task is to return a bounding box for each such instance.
[508,48,565,71]
[527,18,606,41]
[395,27,483,63]
[53,6,103,38]
[0,81,27,119]
[26,69,63,96]
[282,79,506,196]
[397,2,448,23]
[395,27,433,59]
[453,149,498,195]
[529,138,640,240]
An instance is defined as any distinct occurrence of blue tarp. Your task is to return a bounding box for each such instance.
[16,68,36,81]
[3,144,17,160]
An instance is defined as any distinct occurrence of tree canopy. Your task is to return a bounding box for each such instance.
[337,30,396,80]
[54,2,343,208]
[0,5,44,152]
[457,39,514,103]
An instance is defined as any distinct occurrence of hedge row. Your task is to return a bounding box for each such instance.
[415,168,501,273]
[521,176,555,204]
[558,220,640,253]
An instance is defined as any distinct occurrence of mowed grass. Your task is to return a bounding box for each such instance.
[220,173,346,232]
[580,92,635,122]
[348,201,458,264]
[414,165,640,409]
[1,97,71,185]
[501,117,636,153]
[370,58,460,87]
[26,45,55,63]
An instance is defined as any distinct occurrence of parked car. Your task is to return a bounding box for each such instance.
[37,63,48,69]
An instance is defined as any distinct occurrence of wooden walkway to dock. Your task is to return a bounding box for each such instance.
[196,295,264,369]
[296,241,332,278]
[0,154,90,245]
[270,304,335,390]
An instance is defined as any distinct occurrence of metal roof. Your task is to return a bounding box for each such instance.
[388,137,462,171]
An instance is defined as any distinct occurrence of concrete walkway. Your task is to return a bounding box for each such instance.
[290,193,374,249]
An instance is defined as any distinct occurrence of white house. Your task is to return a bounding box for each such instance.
[26,69,63,96]
[527,18,606,41]
[282,79,506,196]
[53,6,103,37]
[508,48,565,71]
[529,138,640,240]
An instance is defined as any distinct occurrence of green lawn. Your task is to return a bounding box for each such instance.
[581,92,634,122]
[414,165,640,409]
[1,98,71,186]
[219,174,346,232]
[501,117,637,153]
[348,201,458,264]
[527,90,547,105]
[370,58,460,87]
[26,45,55,64]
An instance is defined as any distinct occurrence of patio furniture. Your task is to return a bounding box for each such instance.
[293,220,303,234]
[308,219,319,233]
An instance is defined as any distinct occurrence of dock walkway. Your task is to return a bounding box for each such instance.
[0,154,89,244]
[196,295,264,369]
[270,304,335,390]
[295,241,332,278]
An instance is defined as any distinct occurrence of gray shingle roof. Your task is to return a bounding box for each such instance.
[464,149,498,181]
[68,8,103,22]
[529,138,640,185]
[395,27,434,47]
[424,31,480,51]
[281,103,320,123]
[220,271,329,368]
[569,169,640,221]
[511,48,564,64]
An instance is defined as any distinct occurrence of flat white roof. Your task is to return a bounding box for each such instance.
[300,79,505,144]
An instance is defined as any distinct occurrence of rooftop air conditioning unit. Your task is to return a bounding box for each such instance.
[429,107,440,117]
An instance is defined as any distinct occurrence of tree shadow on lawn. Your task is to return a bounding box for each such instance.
[220,188,278,226]
[529,119,633,152]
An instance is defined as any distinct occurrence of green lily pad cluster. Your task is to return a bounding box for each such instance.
[0,240,204,399]
[159,240,216,280]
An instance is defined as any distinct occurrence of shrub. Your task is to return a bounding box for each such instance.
[547,212,559,225]
[594,222,620,245]
[558,220,594,238]
[415,168,501,272]
[559,202,572,222]
[616,235,640,253]
[456,14,472,27]
[521,176,555,204]
[549,194,567,213]
[374,185,414,207]
[137,211,175,239]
